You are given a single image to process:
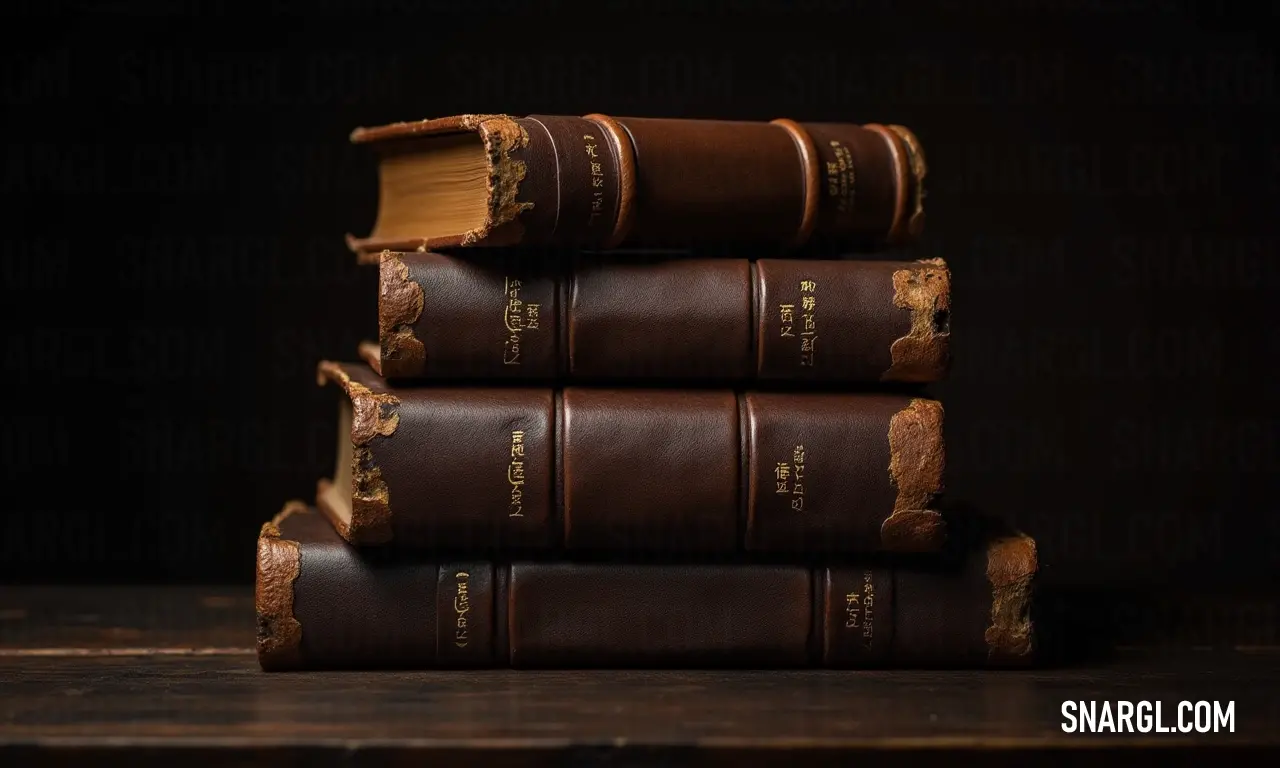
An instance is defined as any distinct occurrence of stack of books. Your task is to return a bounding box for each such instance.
[255,113,1037,670]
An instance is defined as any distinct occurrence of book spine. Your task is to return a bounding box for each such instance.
[349,114,924,254]
[314,361,946,553]
[256,504,1036,671]
[374,251,950,384]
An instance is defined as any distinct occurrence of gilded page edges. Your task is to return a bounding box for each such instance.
[883,258,950,383]
[881,398,946,552]
[984,533,1038,662]
[316,361,399,545]
[347,114,533,252]
[378,252,426,377]
[256,501,306,671]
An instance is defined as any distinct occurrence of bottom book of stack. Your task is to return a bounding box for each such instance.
[255,502,1037,670]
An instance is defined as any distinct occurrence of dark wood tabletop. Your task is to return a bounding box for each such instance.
[1,586,1276,766]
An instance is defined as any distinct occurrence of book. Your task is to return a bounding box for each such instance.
[314,360,946,554]
[371,251,950,384]
[256,503,1036,671]
[346,113,925,257]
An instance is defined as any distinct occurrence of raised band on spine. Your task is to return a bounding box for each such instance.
[769,118,821,248]
[884,124,927,243]
[583,113,637,248]
[863,124,909,245]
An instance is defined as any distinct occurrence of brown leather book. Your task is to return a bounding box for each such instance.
[315,360,946,554]
[345,113,925,258]
[256,503,1036,670]
[372,251,949,384]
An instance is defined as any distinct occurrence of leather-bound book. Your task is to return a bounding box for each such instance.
[372,252,949,384]
[256,503,1036,671]
[314,360,946,554]
[346,113,925,258]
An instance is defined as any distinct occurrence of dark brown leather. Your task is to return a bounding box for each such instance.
[804,123,901,241]
[376,251,948,384]
[517,116,625,246]
[317,361,945,555]
[332,363,557,551]
[284,508,438,668]
[507,562,812,667]
[745,392,902,554]
[259,505,1035,670]
[890,562,994,667]
[822,567,895,666]
[384,250,560,381]
[756,259,908,381]
[567,255,753,381]
[614,117,806,248]
[561,387,740,553]
[435,562,495,666]
[348,114,924,254]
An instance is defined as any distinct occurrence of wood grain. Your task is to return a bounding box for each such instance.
[0,586,1276,765]
[0,586,253,653]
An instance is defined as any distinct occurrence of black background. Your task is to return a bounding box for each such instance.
[3,0,1277,645]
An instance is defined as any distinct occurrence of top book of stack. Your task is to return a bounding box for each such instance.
[345,113,926,259]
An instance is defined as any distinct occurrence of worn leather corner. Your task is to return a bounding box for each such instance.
[316,361,398,544]
[984,533,1038,661]
[316,361,400,443]
[883,258,950,383]
[885,124,926,241]
[378,253,426,377]
[463,115,533,245]
[256,501,306,671]
[880,508,946,552]
[887,398,945,511]
[350,112,507,144]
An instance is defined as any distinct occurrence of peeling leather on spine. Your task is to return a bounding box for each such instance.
[459,114,532,246]
[883,258,950,383]
[881,399,946,551]
[256,501,305,670]
[886,124,926,241]
[984,534,1038,660]
[316,361,398,544]
[880,508,945,553]
[378,253,425,375]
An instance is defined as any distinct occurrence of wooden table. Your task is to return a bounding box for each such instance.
[1,586,1275,765]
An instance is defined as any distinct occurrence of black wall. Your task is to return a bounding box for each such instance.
[3,1,1276,639]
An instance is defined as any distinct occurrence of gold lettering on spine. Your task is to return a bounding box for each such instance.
[584,133,606,225]
[844,570,876,648]
[778,282,818,365]
[502,277,541,365]
[790,444,805,511]
[826,140,856,214]
[508,430,526,517]
[779,303,795,337]
[799,280,817,366]
[774,444,808,510]
[453,571,471,648]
